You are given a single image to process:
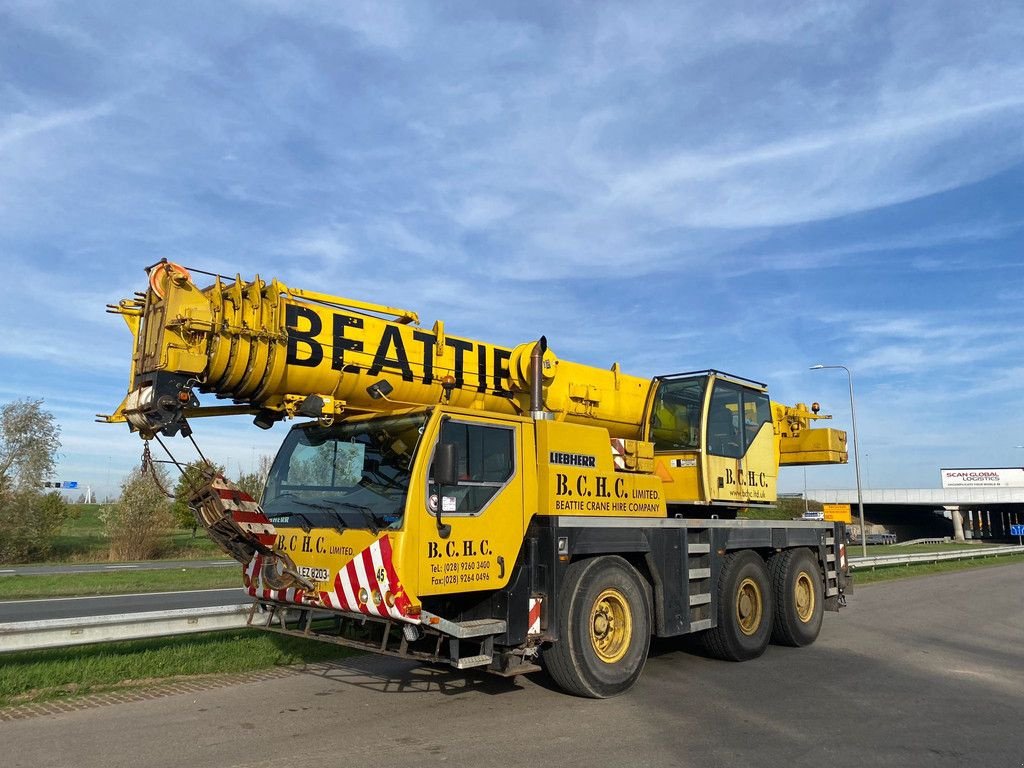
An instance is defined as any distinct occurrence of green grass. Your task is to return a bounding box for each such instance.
[737,506,798,521]
[850,541,990,555]
[1,566,243,599]
[42,503,221,565]
[852,551,1024,584]
[0,630,356,708]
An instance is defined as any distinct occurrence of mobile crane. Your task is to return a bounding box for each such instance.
[104,261,851,697]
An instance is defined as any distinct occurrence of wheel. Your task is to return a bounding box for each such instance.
[703,550,772,661]
[768,548,824,646]
[543,556,651,698]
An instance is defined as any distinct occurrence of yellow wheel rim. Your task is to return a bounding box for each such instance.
[590,588,633,663]
[794,571,815,623]
[736,577,763,636]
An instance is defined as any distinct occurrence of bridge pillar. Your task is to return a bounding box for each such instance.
[949,506,965,542]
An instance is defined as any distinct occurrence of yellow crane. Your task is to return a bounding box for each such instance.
[104,261,851,697]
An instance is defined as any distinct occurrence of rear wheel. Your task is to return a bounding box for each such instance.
[544,556,651,698]
[703,550,772,661]
[768,548,824,646]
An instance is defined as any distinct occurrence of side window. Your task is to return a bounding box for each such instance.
[707,382,743,458]
[708,382,772,458]
[741,390,772,452]
[430,421,515,515]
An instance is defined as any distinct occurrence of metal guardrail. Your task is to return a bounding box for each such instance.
[849,545,1024,569]
[890,538,949,547]
[0,604,252,653]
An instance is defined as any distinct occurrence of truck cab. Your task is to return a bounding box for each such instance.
[646,371,778,512]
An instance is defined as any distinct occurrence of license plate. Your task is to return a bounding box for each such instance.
[298,566,330,582]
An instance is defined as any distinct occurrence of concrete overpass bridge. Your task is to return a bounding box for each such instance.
[805,487,1024,542]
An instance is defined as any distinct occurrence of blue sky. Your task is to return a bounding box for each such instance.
[2,1,1023,500]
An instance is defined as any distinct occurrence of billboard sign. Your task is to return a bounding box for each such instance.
[940,468,1024,488]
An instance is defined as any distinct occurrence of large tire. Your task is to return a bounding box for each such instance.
[544,556,651,698]
[768,548,824,647]
[703,550,772,661]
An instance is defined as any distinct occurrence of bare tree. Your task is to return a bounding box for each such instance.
[0,399,62,493]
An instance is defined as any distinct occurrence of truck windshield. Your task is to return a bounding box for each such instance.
[262,412,428,533]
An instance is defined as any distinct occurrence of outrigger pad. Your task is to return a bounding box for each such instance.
[188,473,313,591]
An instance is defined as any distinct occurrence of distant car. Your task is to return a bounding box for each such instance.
[801,511,825,521]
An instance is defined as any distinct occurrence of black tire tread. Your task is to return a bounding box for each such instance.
[543,558,602,698]
[768,548,823,647]
[702,550,772,662]
[543,556,651,698]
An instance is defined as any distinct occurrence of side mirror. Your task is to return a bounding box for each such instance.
[434,442,460,486]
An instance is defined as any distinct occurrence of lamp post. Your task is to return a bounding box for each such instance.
[810,364,867,558]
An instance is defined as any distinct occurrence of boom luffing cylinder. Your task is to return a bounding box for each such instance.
[106,262,655,439]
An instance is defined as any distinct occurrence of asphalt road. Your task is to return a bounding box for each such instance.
[0,588,248,622]
[0,559,234,576]
[2,563,1022,768]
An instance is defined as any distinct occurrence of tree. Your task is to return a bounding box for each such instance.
[0,399,67,563]
[102,467,174,560]
[235,453,275,504]
[171,460,225,534]
[0,398,62,493]
[0,491,68,563]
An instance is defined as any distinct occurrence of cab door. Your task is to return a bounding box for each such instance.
[417,414,526,597]
[705,379,776,505]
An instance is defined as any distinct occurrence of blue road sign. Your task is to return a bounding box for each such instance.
[61,481,78,489]
[1011,524,1024,536]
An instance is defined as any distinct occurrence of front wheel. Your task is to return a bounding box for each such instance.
[544,556,651,698]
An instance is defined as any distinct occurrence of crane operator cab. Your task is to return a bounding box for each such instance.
[647,371,776,515]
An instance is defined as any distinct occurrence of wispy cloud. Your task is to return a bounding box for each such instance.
[1,1,1023,494]
[0,101,114,153]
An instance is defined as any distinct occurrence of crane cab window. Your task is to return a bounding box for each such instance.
[707,382,771,458]
[650,377,706,451]
[429,421,515,516]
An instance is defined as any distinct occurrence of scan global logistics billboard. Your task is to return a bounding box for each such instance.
[940,467,1024,488]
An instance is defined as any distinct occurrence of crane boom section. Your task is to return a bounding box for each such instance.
[105,263,653,440]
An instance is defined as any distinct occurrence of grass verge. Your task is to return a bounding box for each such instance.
[850,542,997,554]
[852,551,1024,584]
[0,630,355,709]
[47,504,221,563]
[1,567,242,599]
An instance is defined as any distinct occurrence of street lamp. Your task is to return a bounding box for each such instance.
[810,364,867,558]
